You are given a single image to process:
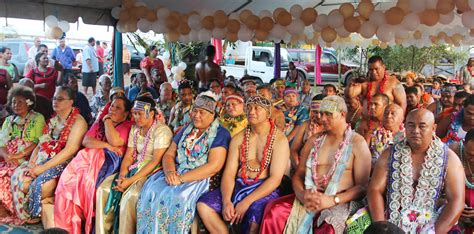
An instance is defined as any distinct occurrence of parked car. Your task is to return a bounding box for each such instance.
[127,45,145,69]
[0,39,32,78]
[288,48,358,85]
[222,45,291,83]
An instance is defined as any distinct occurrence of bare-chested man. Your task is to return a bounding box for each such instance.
[257,84,286,131]
[197,95,289,234]
[260,95,371,233]
[368,109,464,233]
[345,55,406,114]
[195,45,224,92]
[357,93,389,142]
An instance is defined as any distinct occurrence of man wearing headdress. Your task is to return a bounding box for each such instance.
[368,109,464,233]
[198,95,289,234]
[260,96,371,233]
[136,91,231,233]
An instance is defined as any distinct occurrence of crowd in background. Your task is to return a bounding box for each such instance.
[0,37,474,233]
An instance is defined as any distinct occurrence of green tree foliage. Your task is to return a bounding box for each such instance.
[343,44,469,75]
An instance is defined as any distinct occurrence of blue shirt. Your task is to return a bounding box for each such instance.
[82,44,99,73]
[127,86,159,102]
[52,46,76,69]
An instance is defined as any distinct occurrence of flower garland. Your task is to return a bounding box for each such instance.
[177,119,220,170]
[128,120,157,171]
[369,125,405,161]
[239,119,276,185]
[221,113,246,134]
[0,111,34,155]
[388,137,447,232]
[366,73,388,130]
[310,125,352,189]
[442,110,464,144]
[38,108,79,157]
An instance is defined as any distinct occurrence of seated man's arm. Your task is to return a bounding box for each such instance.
[435,149,465,233]
[367,147,391,221]
[292,134,316,203]
[333,134,371,204]
[220,134,241,205]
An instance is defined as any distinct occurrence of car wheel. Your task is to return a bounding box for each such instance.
[255,77,263,85]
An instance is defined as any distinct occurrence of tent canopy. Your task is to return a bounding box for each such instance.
[0,0,396,26]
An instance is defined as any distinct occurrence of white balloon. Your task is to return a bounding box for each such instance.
[238,26,253,42]
[271,24,286,38]
[189,30,199,41]
[157,8,170,19]
[283,33,292,43]
[57,20,70,32]
[316,14,328,28]
[410,0,426,13]
[228,12,240,20]
[116,20,127,33]
[425,0,437,9]
[312,22,323,32]
[258,10,272,18]
[151,21,168,33]
[188,14,202,30]
[462,11,474,28]
[402,13,420,31]
[290,4,303,18]
[45,15,58,28]
[395,26,409,39]
[111,7,122,19]
[439,12,455,25]
[137,18,152,32]
[198,29,212,42]
[212,28,226,39]
[369,10,386,26]
[360,21,377,38]
[336,26,350,37]
[328,10,344,28]
[171,66,179,74]
[470,0,474,10]
[178,62,187,70]
[376,24,394,42]
[287,19,305,35]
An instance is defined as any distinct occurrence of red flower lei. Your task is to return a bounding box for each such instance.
[366,73,389,130]
[239,119,276,185]
[40,108,80,156]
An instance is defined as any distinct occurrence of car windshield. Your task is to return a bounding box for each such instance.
[0,42,20,55]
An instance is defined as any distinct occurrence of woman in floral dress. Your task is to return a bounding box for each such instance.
[0,86,45,224]
[10,86,87,227]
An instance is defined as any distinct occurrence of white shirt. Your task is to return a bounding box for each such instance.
[27,46,38,60]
